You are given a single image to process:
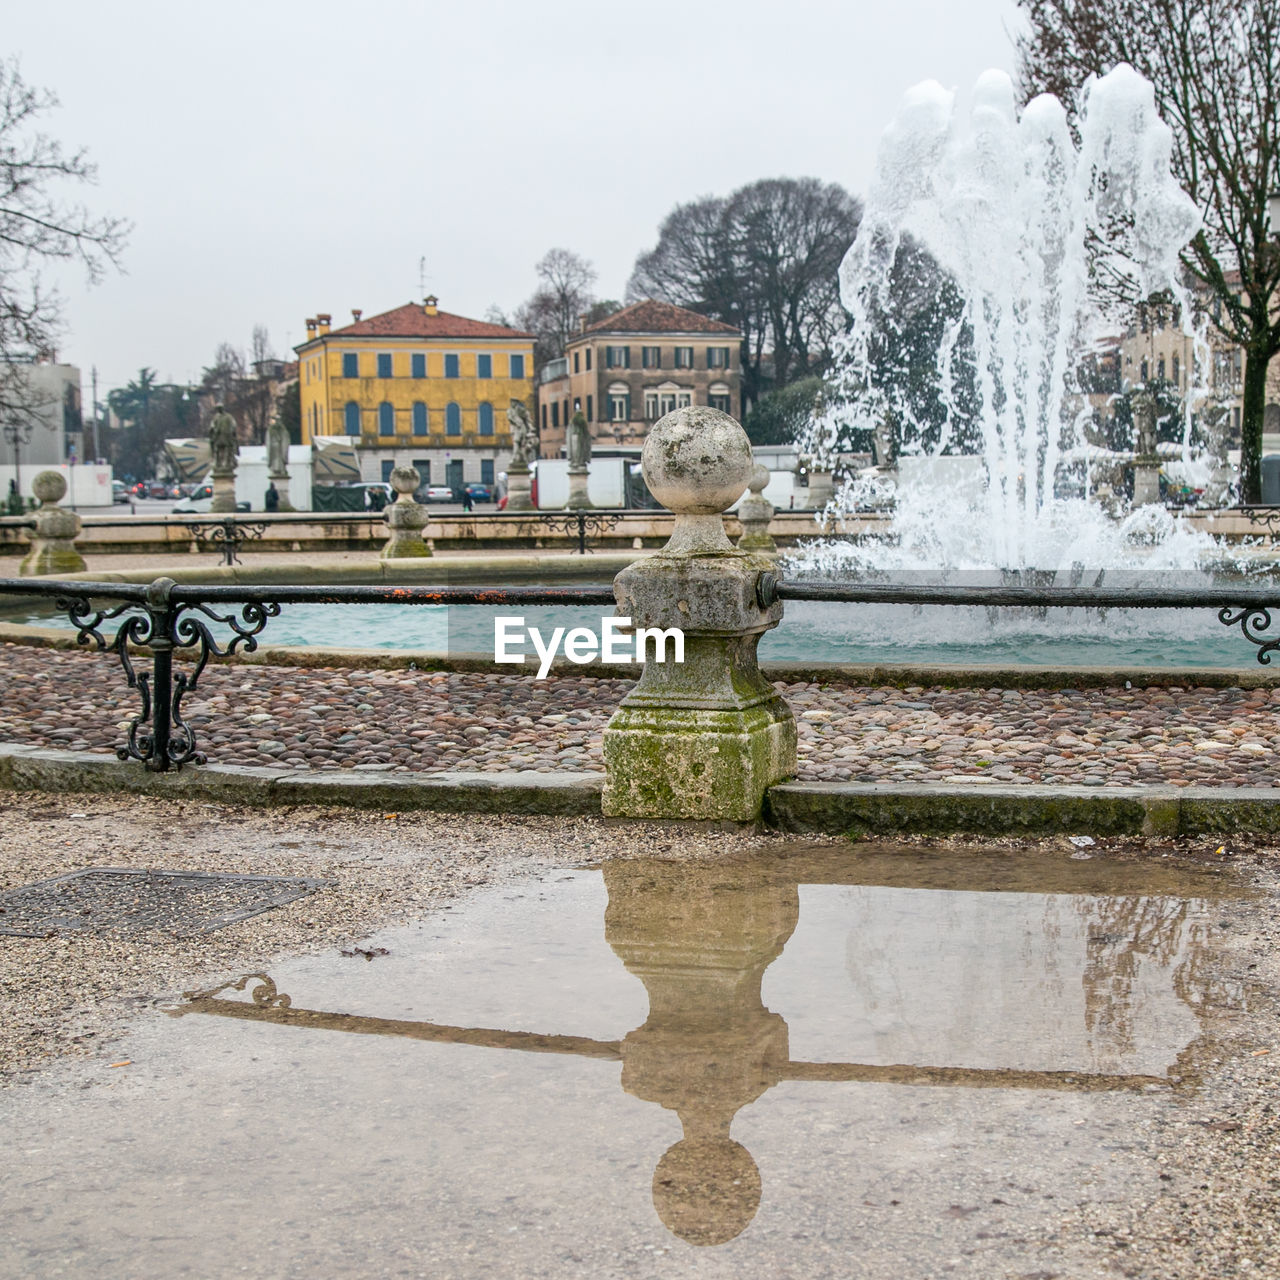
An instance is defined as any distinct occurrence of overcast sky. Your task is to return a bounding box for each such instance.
[8,0,1021,401]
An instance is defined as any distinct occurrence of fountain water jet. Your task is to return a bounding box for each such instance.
[798,65,1220,577]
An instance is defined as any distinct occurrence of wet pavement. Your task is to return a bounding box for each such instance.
[4,843,1276,1278]
[3,644,1280,787]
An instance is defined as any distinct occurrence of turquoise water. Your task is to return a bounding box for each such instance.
[8,598,1262,668]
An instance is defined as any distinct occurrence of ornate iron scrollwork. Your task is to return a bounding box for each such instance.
[53,578,280,771]
[183,518,269,566]
[1217,604,1280,664]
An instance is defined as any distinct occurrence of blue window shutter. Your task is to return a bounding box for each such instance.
[379,402,394,436]
[445,354,459,378]
[481,459,494,485]
[343,352,359,378]
[510,353,525,379]
[479,402,494,435]
[411,353,426,378]
[377,353,392,378]
[478,354,492,379]
[446,402,461,435]
[413,402,427,435]
[345,401,360,433]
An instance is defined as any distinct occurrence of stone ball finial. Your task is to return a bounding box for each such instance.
[747,462,769,495]
[32,470,66,506]
[389,465,421,498]
[642,406,753,516]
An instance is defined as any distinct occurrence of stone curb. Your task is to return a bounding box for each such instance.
[0,745,603,816]
[4,742,1280,834]
[765,780,1280,838]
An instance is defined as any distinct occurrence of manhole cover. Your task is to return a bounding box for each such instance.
[0,868,327,938]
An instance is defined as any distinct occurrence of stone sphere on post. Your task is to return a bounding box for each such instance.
[642,406,754,554]
[19,469,85,576]
[32,470,67,506]
[389,465,421,501]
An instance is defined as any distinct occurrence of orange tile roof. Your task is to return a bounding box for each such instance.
[579,299,740,337]
[319,302,533,341]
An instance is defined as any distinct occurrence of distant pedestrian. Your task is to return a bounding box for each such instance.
[6,478,18,515]
[461,487,474,512]
[264,482,280,512]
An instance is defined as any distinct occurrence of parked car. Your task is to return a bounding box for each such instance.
[148,481,174,499]
[112,480,129,504]
[422,485,455,503]
[463,483,493,503]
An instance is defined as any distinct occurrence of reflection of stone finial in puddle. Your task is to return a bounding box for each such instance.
[603,859,799,1246]
[19,470,85,576]
[736,463,777,555]
[381,465,431,559]
[603,406,797,820]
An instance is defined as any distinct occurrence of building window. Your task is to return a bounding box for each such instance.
[378,402,395,436]
[541,404,547,430]
[586,348,592,371]
[642,346,661,369]
[446,402,461,436]
[377,353,393,378]
[552,402,560,429]
[608,382,630,422]
[411,353,426,378]
[381,459,395,483]
[573,352,580,373]
[477,353,492,379]
[344,401,360,433]
[342,352,359,378]
[1172,354,1180,386]
[674,346,694,369]
[412,402,428,435]
[586,394,593,421]
[1157,355,1165,381]
[445,353,459,379]
[605,345,630,369]
[708,347,731,368]
[412,458,430,485]
[478,401,494,436]
[644,389,692,420]
[710,393,732,413]
[510,353,526,379]
[481,459,495,486]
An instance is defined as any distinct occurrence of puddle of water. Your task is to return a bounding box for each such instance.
[1,846,1253,1278]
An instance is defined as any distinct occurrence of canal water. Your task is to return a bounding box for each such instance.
[0,844,1257,1277]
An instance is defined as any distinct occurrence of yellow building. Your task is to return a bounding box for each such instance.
[294,296,534,493]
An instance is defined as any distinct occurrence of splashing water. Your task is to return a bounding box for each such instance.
[796,65,1223,576]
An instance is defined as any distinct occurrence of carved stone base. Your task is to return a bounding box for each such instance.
[210,470,237,513]
[566,466,592,510]
[1132,460,1161,508]
[506,465,534,511]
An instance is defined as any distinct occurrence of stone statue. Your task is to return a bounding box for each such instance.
[267,415,289,477]
[507,398,536,468]
[208,404,239,474]
[872,418,897,470]
[1132,390,1158,458]
[567,411,591,470]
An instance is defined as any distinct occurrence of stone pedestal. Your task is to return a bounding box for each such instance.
[602,406,796,822]
[566,465,592,510]
[1132,458,1161,507]
[19,471,85,576]
[268,470,295,512]
[805,469,834,510]
[506,462,534,511]
[381,465,431,558]
[736,463,777,554]
[209,468,237,513]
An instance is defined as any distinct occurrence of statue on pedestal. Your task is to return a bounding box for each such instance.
[565,411,592,509]
[266,414,294,511]
[507,398,536,468]
[209,404,239,474]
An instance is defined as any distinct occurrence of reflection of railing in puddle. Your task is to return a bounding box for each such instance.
[172,856,1232,1249]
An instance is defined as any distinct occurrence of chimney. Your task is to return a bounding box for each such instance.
[351,309,363,322]
[424,294,439,317]
[316,313,332,336]
[579,313,588,333]
[305,317,317,339]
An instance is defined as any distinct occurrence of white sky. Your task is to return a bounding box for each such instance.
[7,0,1021,402]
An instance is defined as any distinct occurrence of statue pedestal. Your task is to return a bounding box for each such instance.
[210,469,237,513]
[19,471,85,576]
[1132,458,1161,508]
[806,470,834,510]
[566,465,592,510]
[506,464,534,512]
[268,470,294,512]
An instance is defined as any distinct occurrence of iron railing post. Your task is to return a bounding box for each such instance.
[143,577,177,771]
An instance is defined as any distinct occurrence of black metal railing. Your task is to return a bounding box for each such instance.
[5,573,1280,773]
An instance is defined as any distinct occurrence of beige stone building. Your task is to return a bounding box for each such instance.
[537,300,741,456]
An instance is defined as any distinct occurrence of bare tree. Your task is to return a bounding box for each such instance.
[628,179,860,411]
[514,248,598,368]
[1016,0,1280,500]
[0,58,127,427]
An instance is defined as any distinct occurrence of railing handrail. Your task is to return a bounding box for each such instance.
[776,581,1280,609]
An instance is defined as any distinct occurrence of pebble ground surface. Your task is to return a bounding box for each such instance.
[3,642,1280,787]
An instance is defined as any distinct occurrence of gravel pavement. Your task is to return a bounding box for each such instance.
[2,643,1280,787]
